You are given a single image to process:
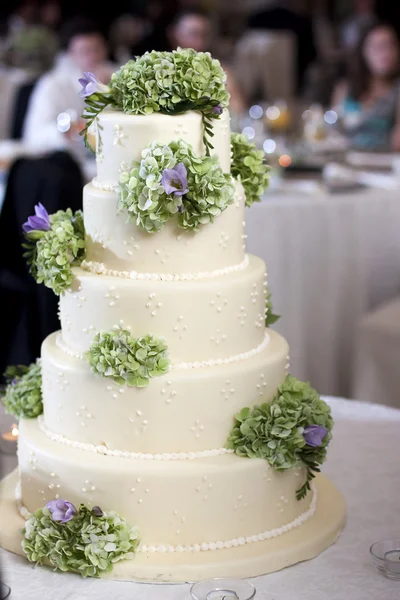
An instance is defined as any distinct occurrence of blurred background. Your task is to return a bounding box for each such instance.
[1,0,400,419]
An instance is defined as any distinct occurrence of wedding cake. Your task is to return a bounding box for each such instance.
[0,50,345,581]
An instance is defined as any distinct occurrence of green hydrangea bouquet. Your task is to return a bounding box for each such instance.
[227,375,333,499]
[23,500,140,577]
[2,362,42,419]
[119,139,235,233]
[86,328,170,387]
[231,133,270,206]
[22,204,85,295]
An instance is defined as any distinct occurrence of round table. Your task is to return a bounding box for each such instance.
[1,397,400,599]
[246,187,400,398]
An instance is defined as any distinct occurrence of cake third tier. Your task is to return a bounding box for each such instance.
[59,255,267,362]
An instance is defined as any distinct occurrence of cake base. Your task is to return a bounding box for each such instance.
[0,469,345,582]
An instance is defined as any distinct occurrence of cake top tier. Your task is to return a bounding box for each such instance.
[81,49,230,157]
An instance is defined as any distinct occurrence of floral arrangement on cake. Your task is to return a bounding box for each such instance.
[226,375,333,500]
[79,49,229,154]
[265,289,280,327]
[86,328,170,387]
[118,139,234,233]
[231,133,270,206]
[2,362,42,419]
[22,204,85,295]
[22,499,140,577]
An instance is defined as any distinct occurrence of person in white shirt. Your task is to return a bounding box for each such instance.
[23,17,114,161]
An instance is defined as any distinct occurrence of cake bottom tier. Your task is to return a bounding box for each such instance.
[4,418,346,580]
[0,468,345,581]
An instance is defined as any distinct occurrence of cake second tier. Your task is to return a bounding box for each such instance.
[59,254,266,362]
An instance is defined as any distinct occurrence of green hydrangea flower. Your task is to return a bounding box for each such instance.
[23,209,85,295]
[119,139,234,233]
[2,362,42,419]
[111,49,229,116]
[226,375,333,500]
[86,328,170,387]
[265,289,280,327]
[22,504,140,577]
[231,133,270,207]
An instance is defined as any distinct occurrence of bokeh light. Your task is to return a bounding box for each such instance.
[263,139,276,154]
[266,106,280,121]
[57,112,71,132]
[249,105,264,119]
[279,154,292,168]
[324,110,338,125]
[242,126,255,140]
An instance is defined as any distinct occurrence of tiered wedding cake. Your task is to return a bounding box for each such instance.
[0,50,345,581]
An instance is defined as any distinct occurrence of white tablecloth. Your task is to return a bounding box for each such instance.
[2,397,400,599]
[246,187,400,397]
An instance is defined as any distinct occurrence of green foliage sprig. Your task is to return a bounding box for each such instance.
[23,209,85,295]
[22,503,140,577]
[226,375,333,500]
[265,289,280,327]
[119,140,234,233]
[231,133,270,207]
[86,328,170,387]
[2,362,42,419]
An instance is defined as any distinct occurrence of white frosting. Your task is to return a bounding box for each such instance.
[38,416,234,461]
[80,255,249,281]
[55,331,270,368]
[95,109,232,184]
[16,478,317,553]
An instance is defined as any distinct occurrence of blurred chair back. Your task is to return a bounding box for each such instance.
[235,31,295,103]
[10,80,37,140]
[0,151,83,380]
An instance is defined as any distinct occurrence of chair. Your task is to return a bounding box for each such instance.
[352,297,400,408]
[10,80,37,140]
[0,151,83,380]
[234,30,295,103]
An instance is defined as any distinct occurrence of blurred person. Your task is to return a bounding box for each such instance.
[4,0,38,34]
[340,0,377,52]
[40,0,62,31]
[332,23,400,152]
[1,0,57,74]
[23,17,113,159]
[129,0,178,55]
[167,9,246,116]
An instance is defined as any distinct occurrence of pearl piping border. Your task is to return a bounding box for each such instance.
[92,177,118,192]
[38,416,234,461]
[16,481,317,553]
[80,255,250,282]
[55,331,270,368]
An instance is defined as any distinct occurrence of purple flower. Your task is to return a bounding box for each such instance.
[92,506,104,517]
[211,103,223,115]
[303,425,329,448]
[22,203,50,234]
[46,499,77,523]
[161,163,189,196]
[78,72,110,98]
